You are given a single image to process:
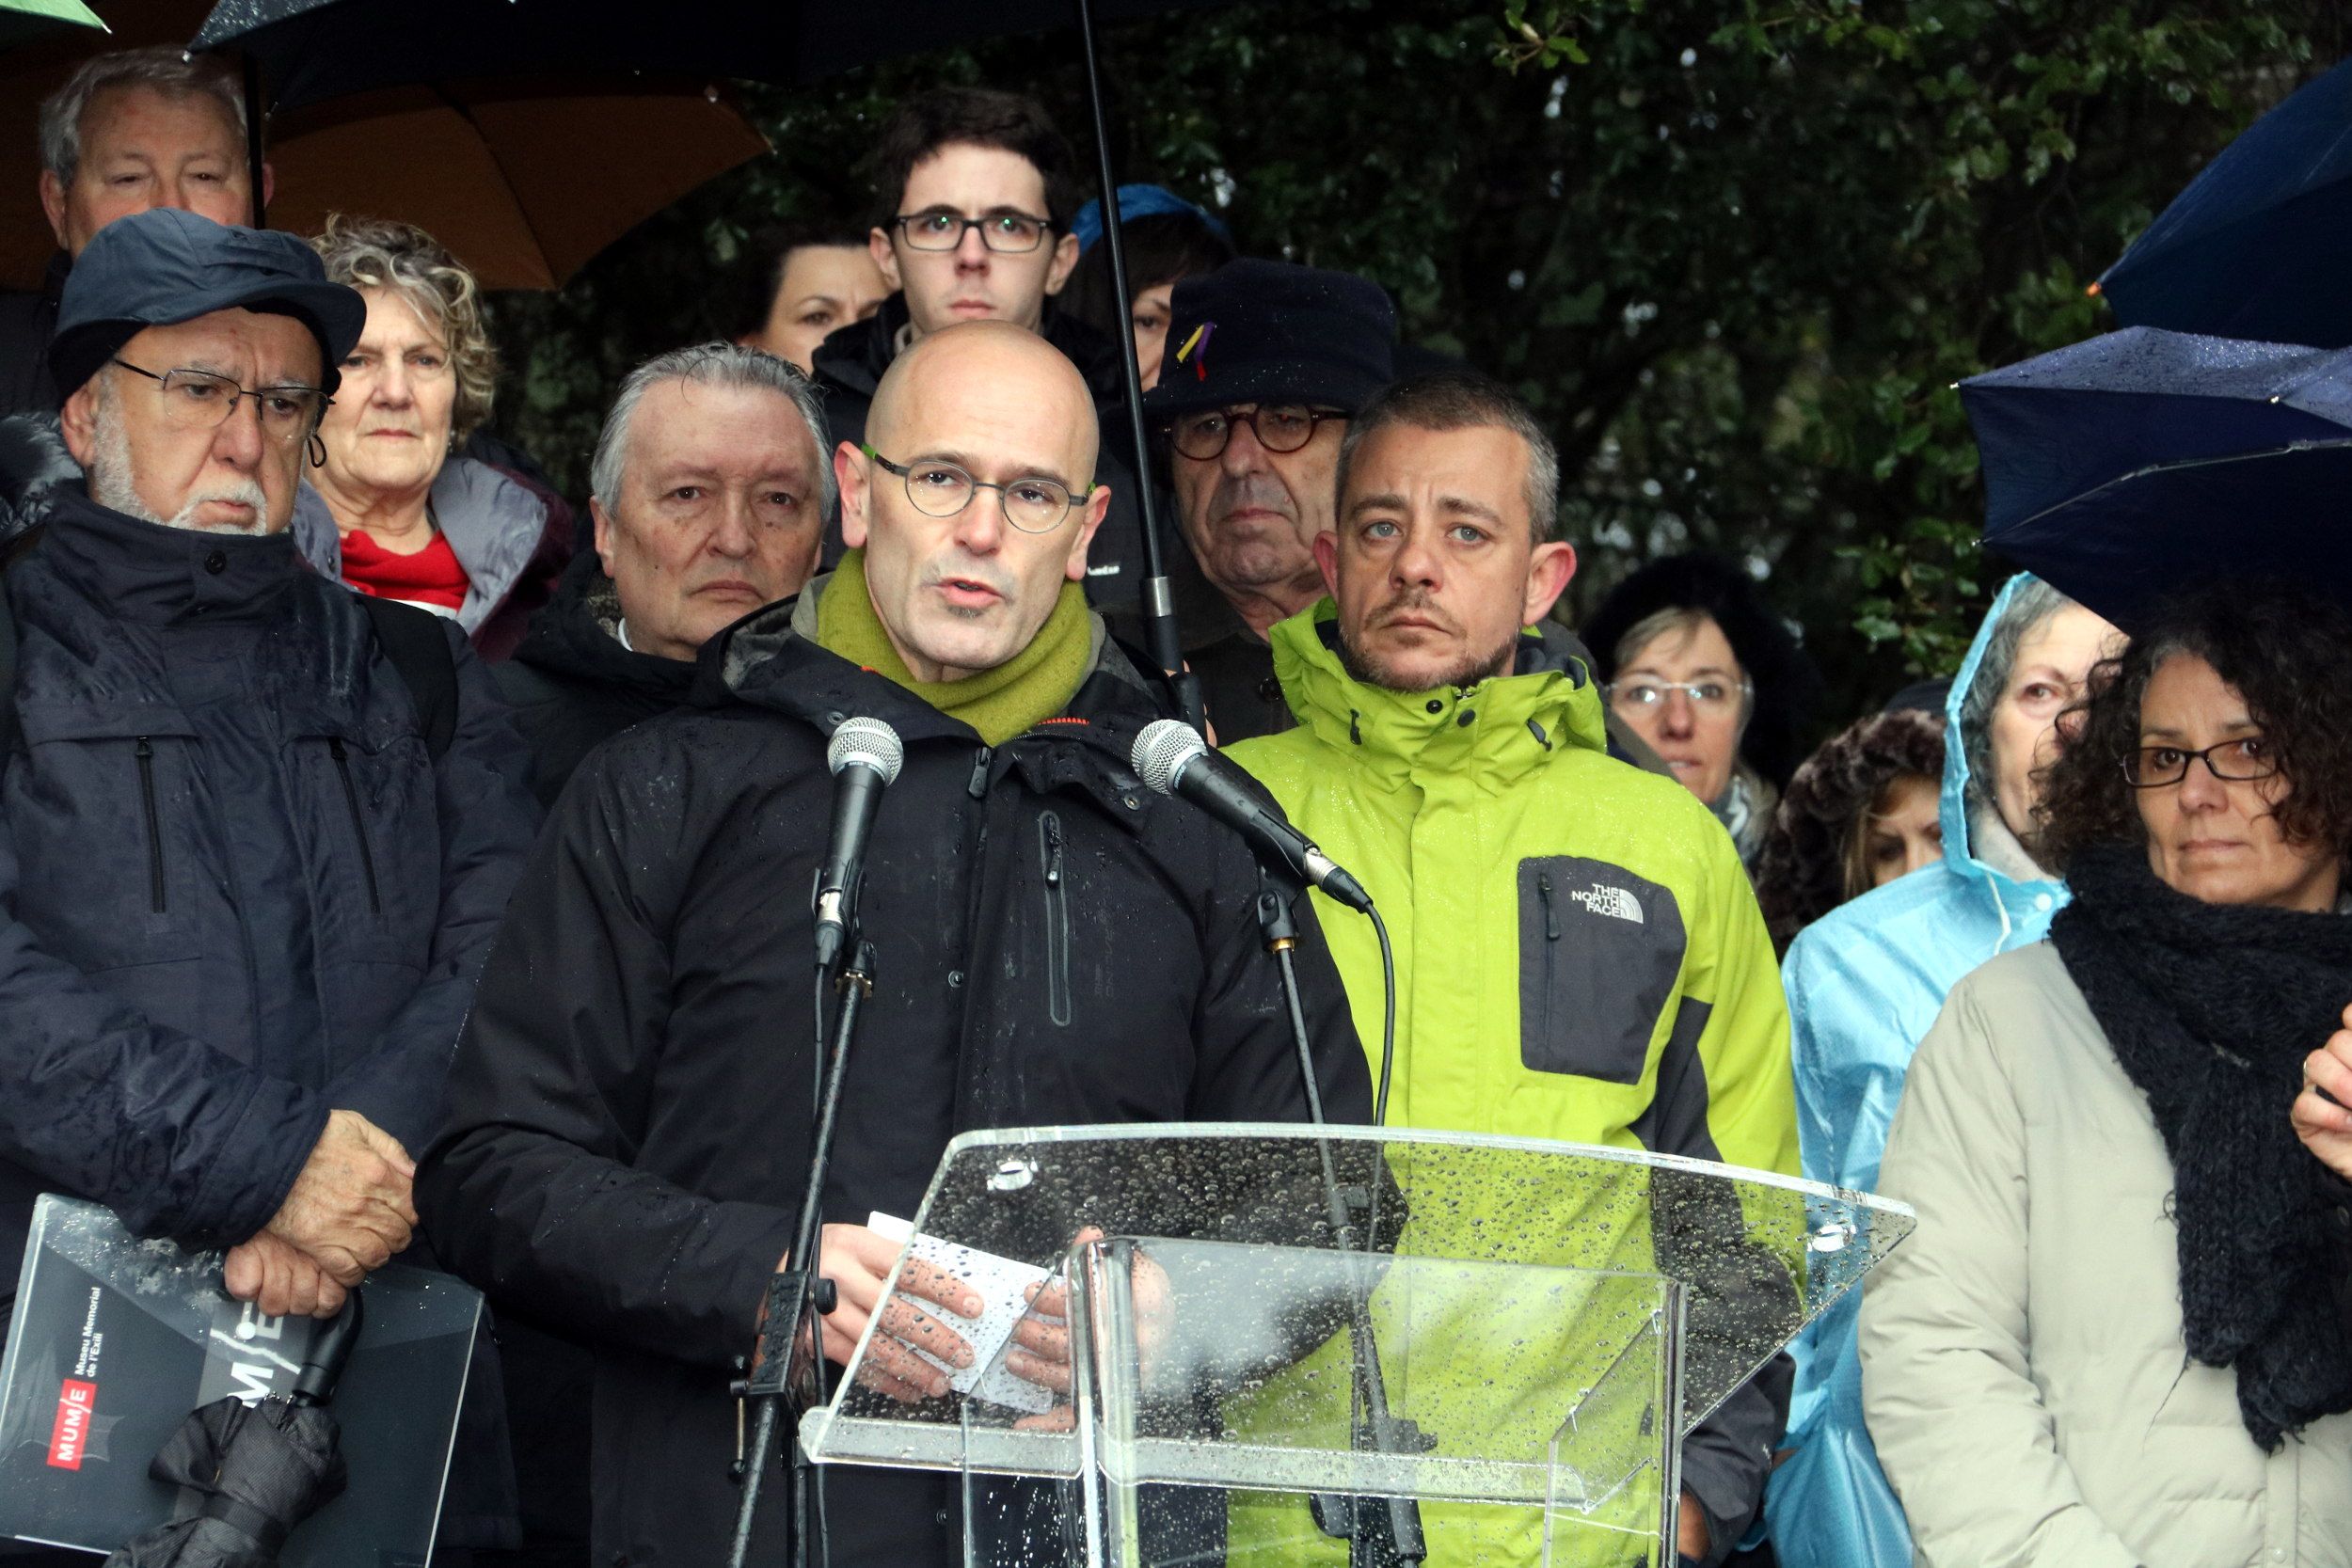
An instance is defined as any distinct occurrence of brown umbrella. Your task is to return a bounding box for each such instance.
[261,77,768,289]
[0,0,768,291]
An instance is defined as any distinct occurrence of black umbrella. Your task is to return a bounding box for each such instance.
[1963,325,2352,631]
[190,0,1221,725]
[2096,57,2352,349]
[103,1294,365,1567]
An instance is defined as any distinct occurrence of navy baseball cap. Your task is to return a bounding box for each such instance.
[49,208,366,403]
[1141,259,1396,420]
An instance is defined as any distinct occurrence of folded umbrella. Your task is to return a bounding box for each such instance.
[1963,325,2352,631]
[2097,57,2352,348]
[103,1293,364,1568]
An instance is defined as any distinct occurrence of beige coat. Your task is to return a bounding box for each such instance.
[1857,941,2352,1568]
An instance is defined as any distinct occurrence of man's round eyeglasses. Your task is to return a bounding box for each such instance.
[893,210,1055,254]
[111,359,328,446]
[863,446,1092,534]
[2122,737,2278,788]
[1606,677,1751,713]
[1167,404,1343,462]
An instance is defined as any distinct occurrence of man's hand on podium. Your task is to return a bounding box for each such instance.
[784,1222,984,1402]
[1005,1228,1172,1432]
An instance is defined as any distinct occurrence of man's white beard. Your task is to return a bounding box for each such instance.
[87,401,272,537]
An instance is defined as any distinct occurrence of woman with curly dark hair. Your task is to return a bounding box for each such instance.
[1860,582,2352,1568]
[1755,708,1947,953]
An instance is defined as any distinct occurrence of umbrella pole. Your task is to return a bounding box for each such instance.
[241,54,267,229]
[1075,0,1205,734]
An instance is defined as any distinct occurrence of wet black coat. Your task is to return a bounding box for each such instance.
[0,253,66,420]
[491,546,700,809]
[0,430,540,1283]
[417,594,1370,1566]
[809,293,1156,608]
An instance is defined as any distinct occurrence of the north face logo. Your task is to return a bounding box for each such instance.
[1568,884,1644,925]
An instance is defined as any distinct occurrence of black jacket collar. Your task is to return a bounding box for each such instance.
[810,292,1127,405]
[512,546,699,703]
[41,490,300,626]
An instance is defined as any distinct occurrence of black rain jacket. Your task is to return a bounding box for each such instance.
[417,586,1371,1566]
[0,420,540,1282]
[491,546,699,809]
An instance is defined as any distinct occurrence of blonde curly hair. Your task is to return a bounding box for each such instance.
[309,214,499,441]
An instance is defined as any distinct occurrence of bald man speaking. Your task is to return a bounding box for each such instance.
[418,324,1370,1566]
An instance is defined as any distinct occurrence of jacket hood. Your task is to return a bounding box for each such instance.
[1266,600,1611,793]
[1941,572,2066,908]
[291,454,550,632]
[0,414,80,546]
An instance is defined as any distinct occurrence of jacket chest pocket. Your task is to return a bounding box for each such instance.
[9,703,204,968]
[294,725,437,967]
[1517,855,1687,1085]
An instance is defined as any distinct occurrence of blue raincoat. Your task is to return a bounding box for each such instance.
[1762,574,2070,1568]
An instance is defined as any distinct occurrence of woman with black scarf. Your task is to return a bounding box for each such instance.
[1856,581,2352,1568]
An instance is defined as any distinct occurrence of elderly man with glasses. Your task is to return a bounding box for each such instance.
[0,208,537,1339]
[418,319,1370,1567]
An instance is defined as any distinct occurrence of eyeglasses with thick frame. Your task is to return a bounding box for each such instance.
[2122,737,2280,788]
[892,209,1056,254]
[109,358,330,446]
[1166,403,1346,462]
[862,445,1094,534]
[1605,676,1754,713]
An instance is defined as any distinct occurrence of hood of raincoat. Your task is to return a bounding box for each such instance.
[1763,571,2074,1568]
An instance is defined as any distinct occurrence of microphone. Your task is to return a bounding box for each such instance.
[1130,719,1373,912]
[814,717,904,970]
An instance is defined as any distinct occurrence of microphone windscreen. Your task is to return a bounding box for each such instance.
[827,716,905,784]
[1131,719,1206,797]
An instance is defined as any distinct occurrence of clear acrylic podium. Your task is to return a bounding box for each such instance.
[801,1125,1912,1567]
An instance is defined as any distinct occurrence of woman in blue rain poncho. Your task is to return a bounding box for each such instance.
[1762,575,2122,1568]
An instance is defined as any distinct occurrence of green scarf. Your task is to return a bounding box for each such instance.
[813,546,1095,745]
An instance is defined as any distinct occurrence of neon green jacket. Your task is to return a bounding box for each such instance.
[1223,603,1799,1566]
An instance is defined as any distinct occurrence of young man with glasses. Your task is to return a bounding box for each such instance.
[419,319,1370,1567]
[808,87,1159,604]
[0,209,537,1345]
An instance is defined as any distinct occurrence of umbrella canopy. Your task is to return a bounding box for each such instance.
[102,1396,349,1566]
[0,0,106,48]
[262,78,767,289]
[193,0,1216,110]
[1964,326,2352,631]
[2097,57,2352,348]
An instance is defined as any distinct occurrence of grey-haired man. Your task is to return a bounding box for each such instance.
[1,46,266,416]
[494,342,833,807]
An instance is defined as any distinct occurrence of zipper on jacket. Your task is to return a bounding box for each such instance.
[1039,810,1072,1027]
[134,737,165,914]
[967,746,993,800]
[1535,869,1561,1041]
[327,737,383,914]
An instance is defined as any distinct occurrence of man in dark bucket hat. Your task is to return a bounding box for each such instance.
[0,209,536,1349]
[1141,258,1397,741]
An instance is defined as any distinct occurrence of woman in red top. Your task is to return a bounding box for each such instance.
[294,216,566,659]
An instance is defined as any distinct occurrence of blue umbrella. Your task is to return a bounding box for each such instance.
[2097,58,2352,347]
[1963,325,2352,631]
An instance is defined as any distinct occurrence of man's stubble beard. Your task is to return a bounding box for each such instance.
[87,391,272,536]
[1338,617,1520,695]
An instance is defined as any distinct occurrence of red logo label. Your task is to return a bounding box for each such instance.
[47,1379,95,1469]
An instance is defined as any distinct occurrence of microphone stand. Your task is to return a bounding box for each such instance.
[726,938,880,1568]
[1252,868,1429,1567]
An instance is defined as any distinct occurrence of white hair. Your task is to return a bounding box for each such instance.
[589,342,834,515]
[39,47,248,186]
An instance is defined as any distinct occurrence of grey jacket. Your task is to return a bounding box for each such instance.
[293,455,555,643]
[1860,941,2352,1568]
